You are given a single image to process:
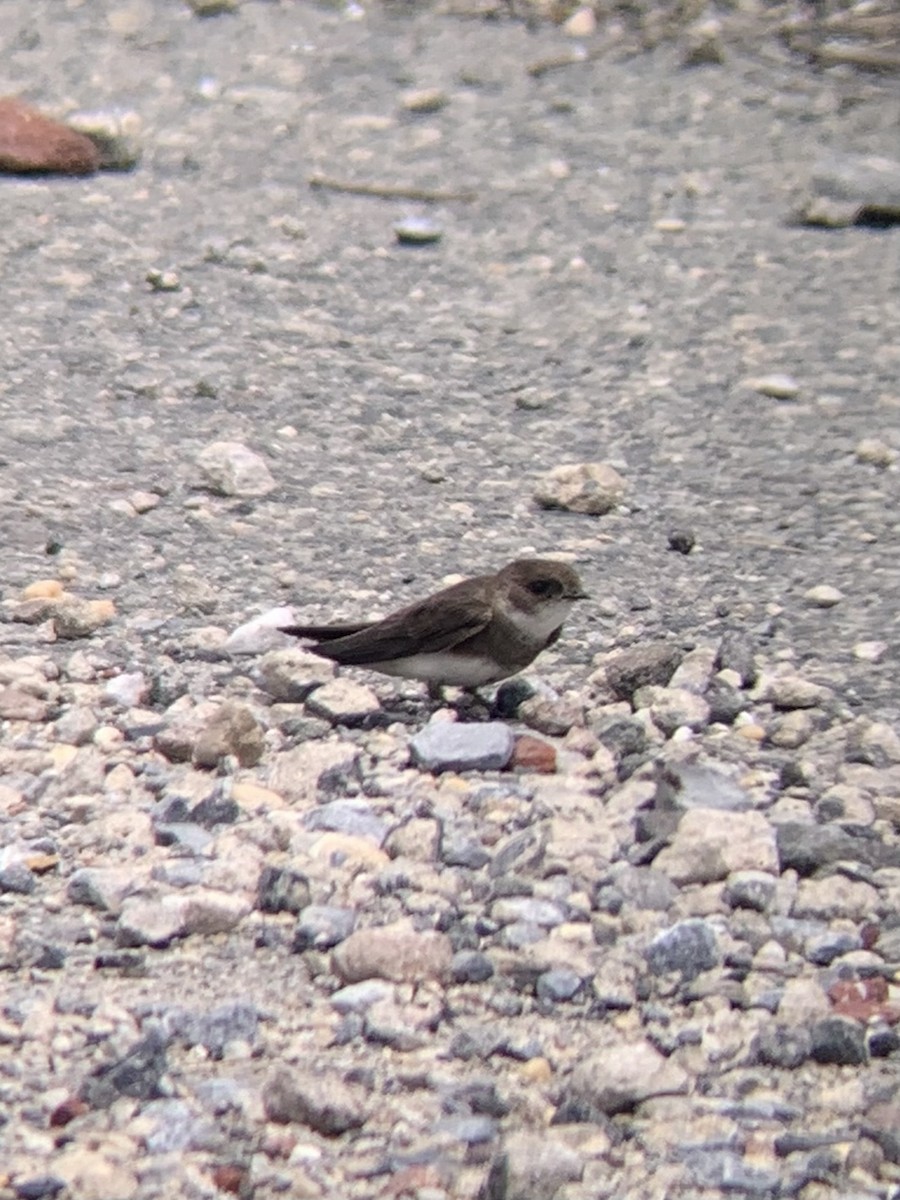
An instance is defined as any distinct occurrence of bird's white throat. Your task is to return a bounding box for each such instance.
[499,596,574,642]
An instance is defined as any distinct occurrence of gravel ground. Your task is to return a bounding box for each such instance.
[1,1,900,1198]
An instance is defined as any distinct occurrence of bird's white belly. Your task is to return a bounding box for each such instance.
[373,653,506,687]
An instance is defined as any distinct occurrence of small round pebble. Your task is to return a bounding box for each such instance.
[803,584,844,608]
[393,217,443,245]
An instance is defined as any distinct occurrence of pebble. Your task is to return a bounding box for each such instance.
[0,95,100,175]
[304,678,381,726]
[680,17,726,67]
[563,7,596,36]
[293,904,357,950]
[187,0,240,14]
[194,440,276,497]
[393,216,443,245]
[409,720,514,773]
[264,1068,367,1134]
[855,436,896,467]
[567,1040,689,1114]
[654,809,778,884]
[256,647,336,699]
[332,921,453,984]
[65,108,142,169]
[533,462,627,516]
[601,643,681,701]
[803,584,844,608]
[746,373,801,399]
[53,598,116,640]
[191,700,266,768]
[645,918,720,978]
[400,87,449,113]
[226,607,303,654]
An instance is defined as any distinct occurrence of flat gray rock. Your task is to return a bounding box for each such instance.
[409,721,515,774]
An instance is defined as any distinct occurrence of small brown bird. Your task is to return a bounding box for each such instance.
[280,558,587,693]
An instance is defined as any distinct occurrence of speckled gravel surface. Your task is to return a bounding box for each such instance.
[1,2,900,1198]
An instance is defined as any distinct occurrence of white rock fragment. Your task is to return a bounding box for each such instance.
[195,440,275,497]
[853,640,888,662]
[65,108,142,169]
[225,606,296,654]
[855,437,895,468]
[533,462,626,516]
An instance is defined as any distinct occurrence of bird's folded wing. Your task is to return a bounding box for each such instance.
[307,595,492,666]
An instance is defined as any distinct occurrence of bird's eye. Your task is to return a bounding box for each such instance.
[528,578,561,599]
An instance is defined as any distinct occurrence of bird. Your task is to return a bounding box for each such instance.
[279,558,587,696]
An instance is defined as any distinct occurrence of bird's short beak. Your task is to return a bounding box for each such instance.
[572,590,590,601]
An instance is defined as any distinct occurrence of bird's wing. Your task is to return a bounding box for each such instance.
[307,592,493,666]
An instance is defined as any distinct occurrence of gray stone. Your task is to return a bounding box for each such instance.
[410,721,514,774]
[329,980,393,1014]
[304,799,388,845]
[192,700,265,768]
[568,1040,688,1115]
[256,647,336,701]
[533,461,626,515]
[776,823,899,874]
[256,865,311,914]
[263,1067,366,1134]
[603,643,681,701]
[724,870,776,912]
[654,762,753,812]
[304,678,381,726]
[810,1017,868,1065]
[491,898,565,928]
[293,905,356,951]
[481,1131,584,1200]
[536,968,583,1002]
[683,1149,781,1194]
[194,440,275,497]
[645,919,720,979]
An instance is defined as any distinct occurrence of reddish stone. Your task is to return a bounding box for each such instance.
[860,922,880,950]
[0,96,100,175]
[380,1164,449,1197]
[510,734,557,774]
[49,1095,89,1126]
[210,1165,246,1195]
[829,976,900,1024]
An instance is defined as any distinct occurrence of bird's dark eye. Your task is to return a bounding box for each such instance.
[528,578,561,599]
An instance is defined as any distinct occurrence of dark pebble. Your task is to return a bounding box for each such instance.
[667,528,695,554]
[79,1030,168,1107]
[605,643,681,701]
[715,633,757,687]
[645,919,720,980]
[752,1024,811,1069]
[536,968,583,1002]
[0,863,37,894]
[14,1178,66,1200]
[257,864,311,914]
[451,950,495,984]
[293,904,357,951]
[810,1016,868,1065]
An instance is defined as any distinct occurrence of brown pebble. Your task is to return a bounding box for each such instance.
[0,96,101,175]
[49,1096,90,1126]
[210,1165,246,1195]
[511,734,557,774]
